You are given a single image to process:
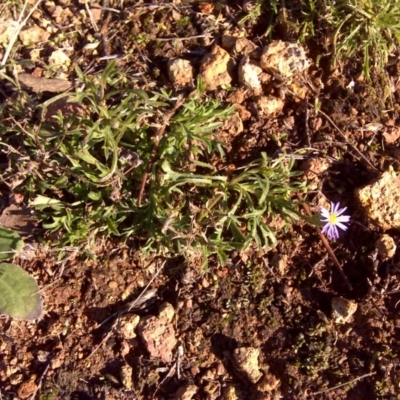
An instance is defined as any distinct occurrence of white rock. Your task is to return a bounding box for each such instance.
[168,58,193,86]
[254,95,284,118]
[49,49,71,71]
[158,302,175,323]
[238,56,262,93]
[376,234,396,259]
[119,314,140,339]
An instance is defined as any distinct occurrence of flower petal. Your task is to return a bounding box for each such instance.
[320,207,330,218]
[335,221,348,231]
[328,225,339,239]
[331,202,339,214]
[321,223,330,235]
[336,206,348,217]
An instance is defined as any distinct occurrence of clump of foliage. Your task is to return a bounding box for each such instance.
[263,0,400,79]
[239,0,266,25]
[1,62,306,266]
[327,0,400,79]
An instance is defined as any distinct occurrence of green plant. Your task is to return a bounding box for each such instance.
[176,16,191,28]
[156,153,306,265]
[328,0,400,79]
[266,0,400,78]
[1,61,306,266]
[239,0,265,25]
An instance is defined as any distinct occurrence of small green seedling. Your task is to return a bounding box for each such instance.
[0,227,42,320]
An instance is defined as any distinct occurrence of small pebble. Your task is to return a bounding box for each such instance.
[108,281,118,289]
[202,277,210,288]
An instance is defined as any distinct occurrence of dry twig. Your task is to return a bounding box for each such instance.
[154,34,213,41]
[312,371,376,395]
[138,96,185,206]
[300,196,353,291]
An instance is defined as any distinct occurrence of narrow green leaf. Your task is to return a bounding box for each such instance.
[30,195,64,211]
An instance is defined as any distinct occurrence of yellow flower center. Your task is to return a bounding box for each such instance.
[329,214,338,224]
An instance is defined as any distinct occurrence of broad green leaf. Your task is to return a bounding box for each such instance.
[0,263,42,320]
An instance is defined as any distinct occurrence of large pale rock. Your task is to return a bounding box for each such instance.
[120,364,134,390]
[18,74,72,93]
[260,40,309,78]
[271,254,288,276]
[158,302,175,323]
[200,45,232,90]
[138,306,177,362]
[356,168,400,230]
[233,347,262,383]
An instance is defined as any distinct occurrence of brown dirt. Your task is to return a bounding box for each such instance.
[1,1,400,399]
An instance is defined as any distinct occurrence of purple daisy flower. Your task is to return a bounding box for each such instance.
[320,202,351,240]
